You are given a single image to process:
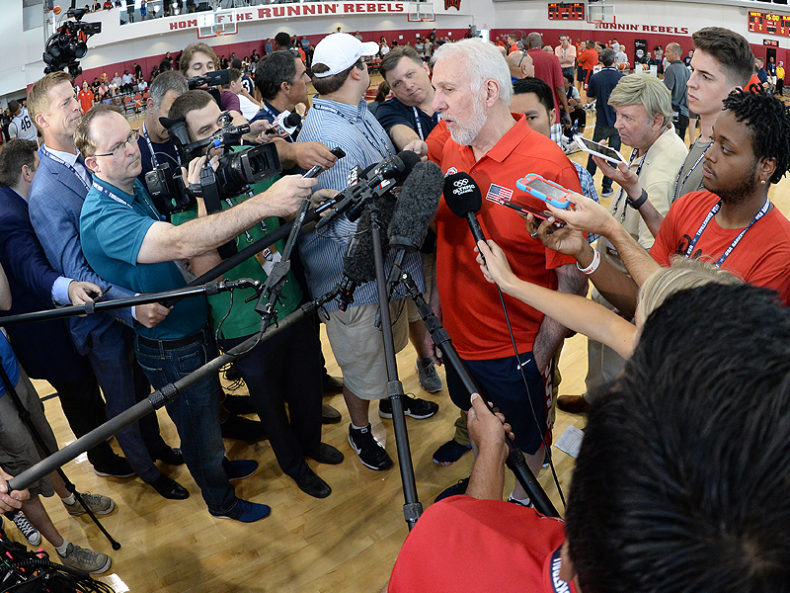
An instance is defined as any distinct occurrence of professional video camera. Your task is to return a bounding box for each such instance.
[43,8,102,77]
[145,112,281,215]
[187,69,231,90]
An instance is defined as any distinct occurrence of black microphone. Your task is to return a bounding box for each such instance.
[317,150,420,230]
[444,171,486,243]
[386,161,444,288]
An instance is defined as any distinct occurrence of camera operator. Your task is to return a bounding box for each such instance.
[77,104,315,522]
[167,89,343,499]
[180,42,339,174]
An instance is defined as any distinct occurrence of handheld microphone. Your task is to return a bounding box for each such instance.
[386,161,444,287]
[444,171,487,243]
[266,110,302,138]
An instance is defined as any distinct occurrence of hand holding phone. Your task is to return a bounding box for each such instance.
[573,135,626,165]
[484,179,566,228]
[515,174,574,209]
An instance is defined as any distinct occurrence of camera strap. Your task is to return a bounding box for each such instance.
[199,165,237,260]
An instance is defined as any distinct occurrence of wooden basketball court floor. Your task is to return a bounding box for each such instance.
[9,78,790,593]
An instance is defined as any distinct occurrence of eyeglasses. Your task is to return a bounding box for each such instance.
[517,51,529,68]
[94,130,139,158]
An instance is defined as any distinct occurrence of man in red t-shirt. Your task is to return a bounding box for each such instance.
[530,88,790,316]
[577,42,600,89]
[524,32,571,127]
[430,39,587,503]
[77,81,94,114]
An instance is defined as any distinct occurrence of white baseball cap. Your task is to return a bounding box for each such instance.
[311,33,379,78]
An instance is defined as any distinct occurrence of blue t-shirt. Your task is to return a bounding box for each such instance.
[80,177,208,340]
[375,96,439,141]
[587,68,623,128]
[0,332,20,398]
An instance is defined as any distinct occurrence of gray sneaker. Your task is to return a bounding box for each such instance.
[11,511,41,546]
[416,358,443,393]
[57,542,112,574]
[63,493,115,516]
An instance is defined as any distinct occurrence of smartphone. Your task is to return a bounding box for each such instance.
[573,135,626,165]
[489,198,565,229]
[515,174,573,209]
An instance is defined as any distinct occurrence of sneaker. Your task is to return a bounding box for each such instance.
[209,498,271,523]
[222,394,256,416]
[416,358,443,393]
[57,542,112,574]
[379,395,439,420]
[507,495,534,508]
[223,458,258,482]
[348,425,393,471]
[92,454,135,478]
[220,414,266,443]
[63,493,115,516]
[434,477,470,502]
[432,439,472,466]
[10,511,41,546]
[601,188,614,198]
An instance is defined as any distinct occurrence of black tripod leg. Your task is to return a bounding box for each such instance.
[398,273,559,517]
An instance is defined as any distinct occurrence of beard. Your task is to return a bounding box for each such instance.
[714,161,759,206]
[447,92,488,146]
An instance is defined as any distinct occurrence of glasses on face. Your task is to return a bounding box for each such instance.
[517,51,529,68]
[94,130,139,158]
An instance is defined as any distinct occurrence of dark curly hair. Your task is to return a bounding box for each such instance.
[722,87,790,184]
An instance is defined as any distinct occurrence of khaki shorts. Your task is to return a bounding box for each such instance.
[325,301,409,400]
[406,252,436,324]
[0,368,56,498]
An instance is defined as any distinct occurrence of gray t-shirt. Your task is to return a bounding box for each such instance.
[664,60,690,117]
[672,137,709,202]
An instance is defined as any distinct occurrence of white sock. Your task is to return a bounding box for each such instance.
[61,493,76,505]
[350,423,370,431]
[55,540,71,555]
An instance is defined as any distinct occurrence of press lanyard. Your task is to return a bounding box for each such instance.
[673,140,712,201]
[41,145,91,191]
[311,101,392,157]
[141,122,182,169]
[411,106,439,141]
[92,181,164,222]
[684,197,770,267]
[612,149,647,221]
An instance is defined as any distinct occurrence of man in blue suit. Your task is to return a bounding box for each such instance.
[23,74,193,499]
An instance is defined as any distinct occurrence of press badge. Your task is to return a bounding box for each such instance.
[255,245,281,276]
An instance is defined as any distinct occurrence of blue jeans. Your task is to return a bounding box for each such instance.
[134,328,236,514]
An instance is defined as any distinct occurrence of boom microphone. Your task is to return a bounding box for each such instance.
[386,161,444,288]
[444,171,486,243]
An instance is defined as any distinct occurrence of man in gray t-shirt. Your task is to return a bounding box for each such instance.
[663,42,690,140]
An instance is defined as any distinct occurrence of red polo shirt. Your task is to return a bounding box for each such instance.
[435,115,580,359]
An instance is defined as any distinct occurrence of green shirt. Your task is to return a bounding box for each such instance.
[172,159,302,340]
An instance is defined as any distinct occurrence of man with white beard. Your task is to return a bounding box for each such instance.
[428,39,587,504]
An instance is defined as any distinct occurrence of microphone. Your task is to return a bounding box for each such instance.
[444,171,486,243]
[266,110,302,138]
[386,161,444,287]
[316,150,420,230]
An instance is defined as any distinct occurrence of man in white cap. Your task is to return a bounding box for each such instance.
[297,33,437,471]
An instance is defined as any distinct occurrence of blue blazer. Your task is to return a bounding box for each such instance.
[28,147,135,354]
[0,185,89,382]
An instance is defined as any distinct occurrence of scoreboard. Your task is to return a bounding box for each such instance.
[548,2,585,21]
[748,11,790,37]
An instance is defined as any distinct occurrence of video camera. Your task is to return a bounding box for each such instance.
[187,69,231,90]
[43,8,102,77]
[144,111,281,215]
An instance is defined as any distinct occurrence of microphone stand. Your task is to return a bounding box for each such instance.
[0,357,121,550]
[367,196,422,530]
[0,280,261,327]
[396,272,559,518]
[6,288,342,495]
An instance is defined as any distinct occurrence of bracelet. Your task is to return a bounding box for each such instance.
[626,188,649,209]
[576,248,601,275]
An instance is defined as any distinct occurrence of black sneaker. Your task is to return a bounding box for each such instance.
[379,395,439,420]
[347,425,393,471]
[92,455,135,478]
[223,394,256,416]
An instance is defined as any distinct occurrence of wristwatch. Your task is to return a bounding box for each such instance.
[626,188,648,209]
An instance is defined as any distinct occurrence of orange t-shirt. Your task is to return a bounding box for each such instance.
[435,115,580,359]
[651,190,790,304]
[388,496,577,593]
[78,89,94,114]
[579,48,600,71]
[747,73,762,91]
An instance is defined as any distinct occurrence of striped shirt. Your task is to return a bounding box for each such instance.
[297,95,424,312]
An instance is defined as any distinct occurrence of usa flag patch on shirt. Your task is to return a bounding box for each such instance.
[485,183,513,203]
